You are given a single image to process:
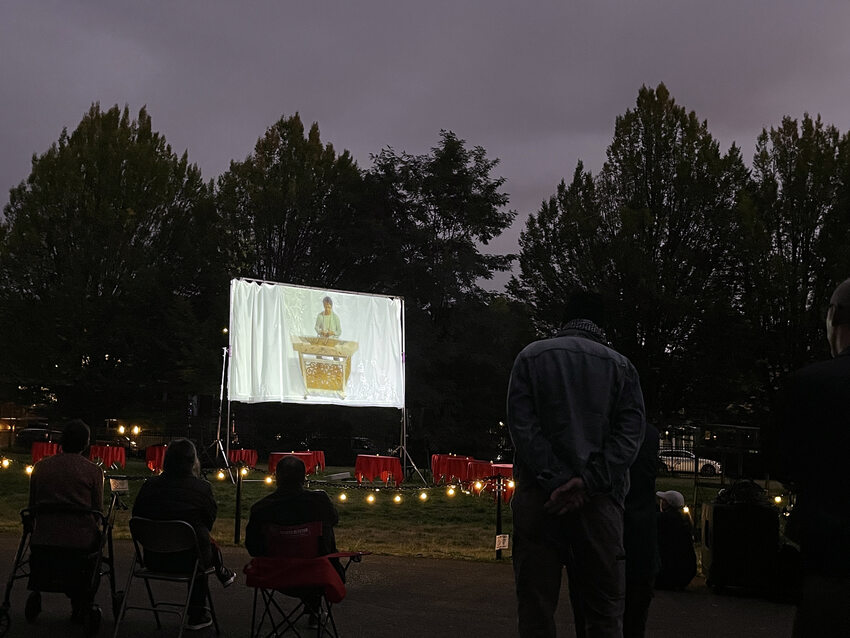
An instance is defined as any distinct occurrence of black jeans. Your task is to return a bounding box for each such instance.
[512,484,626,638]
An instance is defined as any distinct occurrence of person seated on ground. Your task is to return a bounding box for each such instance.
[655,490,697,590]
[27,418,104,624]
[132,438,236,631]
[245,456,342,626]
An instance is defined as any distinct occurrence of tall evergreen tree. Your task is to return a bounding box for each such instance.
[0,104,217,421]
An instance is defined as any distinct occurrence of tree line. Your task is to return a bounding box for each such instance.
[1,83,848,456]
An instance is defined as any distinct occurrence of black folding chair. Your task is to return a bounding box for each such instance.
[112,517,220,638]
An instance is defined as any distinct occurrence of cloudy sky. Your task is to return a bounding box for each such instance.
[3,1,850,288]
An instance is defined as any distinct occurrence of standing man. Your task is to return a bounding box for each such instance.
[771,278,850,637]
[508,290,646,638]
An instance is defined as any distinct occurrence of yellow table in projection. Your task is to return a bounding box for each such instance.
[291,336,359,397]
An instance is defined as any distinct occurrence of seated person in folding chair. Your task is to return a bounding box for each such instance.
[132,438,236,631]
[245,455,342,624]
[27,418,104,624]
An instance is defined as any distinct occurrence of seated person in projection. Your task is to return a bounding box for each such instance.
[314,296,342,339]
[132,439,236,630]
[28,419,104,623]
[246,454,343,568]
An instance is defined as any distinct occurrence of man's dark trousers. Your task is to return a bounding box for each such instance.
[513,483,626,638]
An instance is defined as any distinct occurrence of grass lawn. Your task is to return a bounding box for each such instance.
[0,450,788,562]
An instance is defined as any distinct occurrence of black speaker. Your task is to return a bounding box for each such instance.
[701,502,779,592]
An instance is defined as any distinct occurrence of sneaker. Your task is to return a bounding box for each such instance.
[186,612,213,631]
[217,567,237,588]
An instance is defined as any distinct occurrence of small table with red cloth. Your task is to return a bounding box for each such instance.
[354,454,404,485]
[466,459,495,483]
[145,445,167,472]
[430,454,472,484]
[31,442,60,464]
[89,444,126,468]
[228,448,259,468]
[268,451,325,475]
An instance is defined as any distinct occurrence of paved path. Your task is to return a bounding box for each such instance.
[0,537,794,637]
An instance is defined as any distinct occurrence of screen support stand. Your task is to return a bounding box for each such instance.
[397,408,427,485]
[205,346,233,483]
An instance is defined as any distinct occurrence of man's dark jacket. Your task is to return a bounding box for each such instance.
[771,346,850,574]
[508,326,645,504]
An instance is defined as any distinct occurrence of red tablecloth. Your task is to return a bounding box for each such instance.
[268,451,325,475]
[354,454,404,485]
[228,448,258,468]
[431,454,472,484]
[89,444,126,468]
[31,442,60,464]
[466,460,494,481]
[145,445,167,472]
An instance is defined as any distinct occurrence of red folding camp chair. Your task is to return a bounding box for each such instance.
[243,521,366,637]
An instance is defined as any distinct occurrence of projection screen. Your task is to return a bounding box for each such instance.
[228,278,404,408]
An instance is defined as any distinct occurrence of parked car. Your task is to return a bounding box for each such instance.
[14,427,62,450]
[658,448,721,476]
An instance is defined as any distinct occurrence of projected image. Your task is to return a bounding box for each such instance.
[293,295,360,399]
[228,279,404,408]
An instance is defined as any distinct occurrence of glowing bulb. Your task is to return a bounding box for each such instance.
[217,470,226,480]
[419,492,428,501]
[240,467,248,476]
[683,506,690,514]
[118,425,125,434]
[366,494,375,504]
[447,487,456,497]
[507,480,515,489]
[1,459,9,469]
[774,496,782,504]
[222,327,229,334]
[132,425,140,435]
[394,494,402,504]
[474,481,483,490]
[265,476,274,484]
[26,465,34,475]
[338,493,347,502]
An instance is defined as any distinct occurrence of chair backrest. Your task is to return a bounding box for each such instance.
[262,521,322,559]
[129,517,199,556]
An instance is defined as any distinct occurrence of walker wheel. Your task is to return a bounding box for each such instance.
[0,606,10,637]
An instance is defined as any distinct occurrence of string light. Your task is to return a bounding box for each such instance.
[474,481,483,491]
[774,496,782,504]
[217,470,226,480]
[338,493,347,502]
[25,465,34,475]
[507,480,515,489]
[683,506,690,514]
[419,492,428,501]
[265,476,274,485]
[132,425,140,435]
[393,494,402,504]
[1,458,9,469]
[240,467,248,476]
[447,486,456,497]
[366,494,376,504]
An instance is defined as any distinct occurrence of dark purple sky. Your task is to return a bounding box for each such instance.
[4,1,850,288]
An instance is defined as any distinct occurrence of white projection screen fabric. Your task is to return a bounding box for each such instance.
[228,279,404,408]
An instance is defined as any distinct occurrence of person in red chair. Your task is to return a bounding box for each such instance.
[245,455,342,626]
[132,438,236,631]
